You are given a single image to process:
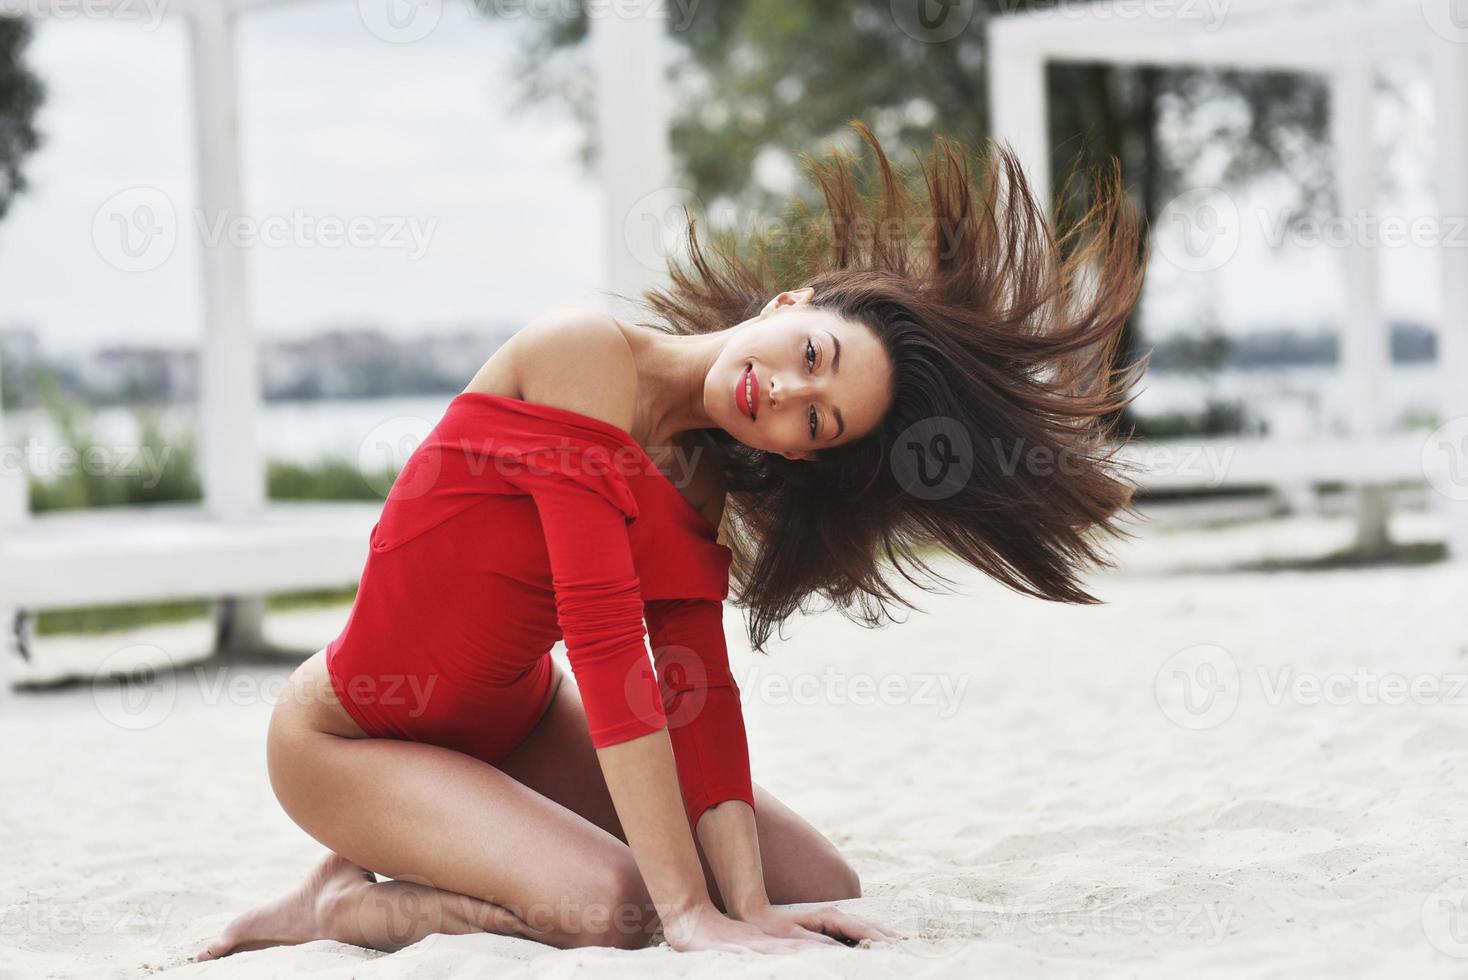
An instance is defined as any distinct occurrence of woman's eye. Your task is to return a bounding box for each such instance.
[809,406,819,439]
[805,339,817,370]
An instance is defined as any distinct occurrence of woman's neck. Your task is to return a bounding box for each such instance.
[614,318,734,449]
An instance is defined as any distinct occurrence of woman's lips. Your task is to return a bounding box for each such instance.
[737,363,759,421]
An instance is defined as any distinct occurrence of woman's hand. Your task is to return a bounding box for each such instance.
[734,901,904,947]
[660,901,839,953]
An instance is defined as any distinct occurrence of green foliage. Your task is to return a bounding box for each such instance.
[27,375,202,512]
[26,372,398,509]
[1130,400,1249,440]
[35,587,359,635]
[0,17,44,220]
[268,458,395,501]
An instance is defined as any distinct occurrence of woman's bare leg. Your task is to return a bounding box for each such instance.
[496,664,863,908]
[198,652,657,961]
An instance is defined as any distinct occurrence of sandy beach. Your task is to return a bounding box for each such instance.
[4,508,1467,978]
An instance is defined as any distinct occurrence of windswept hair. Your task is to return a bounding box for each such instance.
[637,121,1148,652]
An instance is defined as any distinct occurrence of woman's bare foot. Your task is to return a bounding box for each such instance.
[196,852,376,961]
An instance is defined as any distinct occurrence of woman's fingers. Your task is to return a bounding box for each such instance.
[796,926,845,946]
[808,907,899,943]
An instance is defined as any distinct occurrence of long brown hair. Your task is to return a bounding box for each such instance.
[637,121,1148,652]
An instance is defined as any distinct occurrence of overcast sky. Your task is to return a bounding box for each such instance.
[0,2,1448,355]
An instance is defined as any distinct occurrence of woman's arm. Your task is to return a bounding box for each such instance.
[512,316,829,951]
[646,597,898,946]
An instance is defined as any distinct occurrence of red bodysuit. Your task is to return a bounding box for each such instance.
[324,391,754,827]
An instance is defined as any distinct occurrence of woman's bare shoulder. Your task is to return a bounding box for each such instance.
[472,308,639,436]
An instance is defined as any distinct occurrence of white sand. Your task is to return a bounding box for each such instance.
[4,509,1468,978]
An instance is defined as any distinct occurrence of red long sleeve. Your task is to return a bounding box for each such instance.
[644,596,755,828]
[523,460,667,748]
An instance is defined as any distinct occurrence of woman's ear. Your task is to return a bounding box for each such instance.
[781,449,818,462]
[760,286,816,318]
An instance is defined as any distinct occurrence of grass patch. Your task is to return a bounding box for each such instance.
[35,586,360,636]
[1233,540,1447,574]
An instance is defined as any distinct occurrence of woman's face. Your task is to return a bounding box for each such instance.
[706,288,894,460]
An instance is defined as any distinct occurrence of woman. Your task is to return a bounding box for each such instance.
[199,122,1145,959]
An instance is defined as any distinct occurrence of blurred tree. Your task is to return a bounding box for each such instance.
[488,1,1332,382]
[0,17,42,221]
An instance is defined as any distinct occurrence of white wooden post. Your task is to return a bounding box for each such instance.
[0,352,25,530]
[0,350,23,693]
[189,1,269,651]
[590,0,676,315]
[1330,45,1391,552]
[1433,35,1468,559]
[987,46,1052,214]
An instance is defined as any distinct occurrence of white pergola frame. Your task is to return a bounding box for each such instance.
[988,0,1468,557]
[0,0,674,657]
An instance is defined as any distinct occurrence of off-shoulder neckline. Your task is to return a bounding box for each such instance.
[450,390,720,539]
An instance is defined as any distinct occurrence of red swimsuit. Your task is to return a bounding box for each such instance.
[324,391,755,826]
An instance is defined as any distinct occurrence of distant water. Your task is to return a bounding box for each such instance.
[1,364,1447,465]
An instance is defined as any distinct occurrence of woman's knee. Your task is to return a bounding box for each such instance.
[564,853,653,950]
[804,850,861,903]
[265,661,333,816]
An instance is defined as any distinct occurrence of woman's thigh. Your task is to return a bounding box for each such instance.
[267,652,655,949]
[497,663,861,908]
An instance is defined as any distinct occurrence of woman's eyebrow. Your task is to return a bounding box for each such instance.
[826,329,846,439]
